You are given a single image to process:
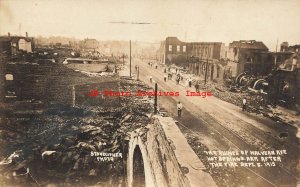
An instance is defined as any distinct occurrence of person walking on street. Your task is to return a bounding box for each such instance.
[195,81,199,92]
[177,101,183,118]
[164,74,167,82]
[149,76,153,83]
[242,98,247,111]
[188,77,192,87]
[176,75,180,85]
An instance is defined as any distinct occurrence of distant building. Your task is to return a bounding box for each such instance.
[80,38,99,51]
[287,45,300,53]
[158,37,188,66]
[0,32,34,56]
[280,42,289,52]
[280,42,300,53]
[189,42,226,60]
[158,37,225,66]
[188,40,275,83]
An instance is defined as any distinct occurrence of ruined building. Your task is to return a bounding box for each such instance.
[227,40,269,76]
[158,37,226,66]
[267,51,300,106]
[0,32,34,56]
[187,39,271,83]
[158,37,188,66]
[79,38,99,52]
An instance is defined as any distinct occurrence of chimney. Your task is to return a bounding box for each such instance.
[8,32,10,37]
[26,32,28,38]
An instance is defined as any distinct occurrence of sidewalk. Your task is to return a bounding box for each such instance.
[144,62,300,140]
[178,69,300,139]
[156,116,217,187]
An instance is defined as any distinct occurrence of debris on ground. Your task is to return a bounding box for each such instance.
[198,81,267,113]
[0,78,153,186]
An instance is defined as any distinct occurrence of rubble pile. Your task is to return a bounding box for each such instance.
[0,78,153,186]
[199,81,267,113]
[198,80,299,127]
[79,71,115,77]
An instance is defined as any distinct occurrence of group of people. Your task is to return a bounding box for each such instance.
[146,67,247,118]
[146,63,249,119]
[149,62,157,69]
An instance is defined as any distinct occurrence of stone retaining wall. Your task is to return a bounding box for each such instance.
[127,116,216,187]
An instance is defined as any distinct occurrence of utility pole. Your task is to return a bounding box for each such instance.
[154,83,158,114]
[204,58,208,85]
[122,54,124,66]
[72,85,76,107]
[211,63,214,81]
[137,66,139,81]
[274,39,278,67]
[130,40,132,77]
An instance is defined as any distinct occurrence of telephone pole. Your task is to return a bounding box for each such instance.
[204,58,208,85]
[154,83,158,114]
[137,66,140,81]
[275,39,278,67]
[130,40,132,77]
[122,54,124,66]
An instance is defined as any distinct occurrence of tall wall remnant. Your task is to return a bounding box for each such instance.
[158,37,225,67]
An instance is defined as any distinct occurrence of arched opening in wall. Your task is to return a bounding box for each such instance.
[132,146,145,187]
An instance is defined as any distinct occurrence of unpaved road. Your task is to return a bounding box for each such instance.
[128,59,300,187]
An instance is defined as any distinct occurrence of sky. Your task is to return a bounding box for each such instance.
[1,0,300,51]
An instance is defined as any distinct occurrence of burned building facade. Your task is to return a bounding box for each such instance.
[190,40,274,83]
[158,37,188,66]
[268,51,300,106]
[158,37,226,72]
[0,32,34,56]
[161,38,272,83]
[188,41,228,83]
[1,59,120,117]
[280,42,300,53]
[189,42,226,60]
[227,40,270,76]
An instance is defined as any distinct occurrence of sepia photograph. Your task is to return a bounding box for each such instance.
[0,0,299,186]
